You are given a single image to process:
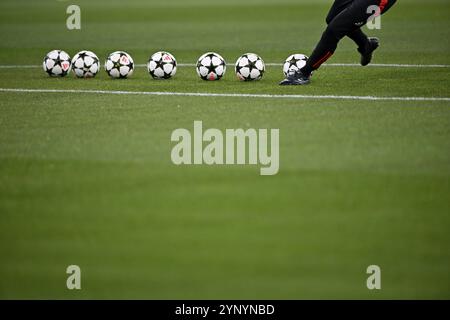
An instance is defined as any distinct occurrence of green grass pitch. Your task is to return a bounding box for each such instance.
[0,0,449,299]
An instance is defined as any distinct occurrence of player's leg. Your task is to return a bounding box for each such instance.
[303,0,397,74]
[280,7,358,86]
[325,0,355,24]
[347,29,369,51]
[328,1,374,62]
[327,1,374,65]
[347,28,380,66]
[280,0,397,85]
[355,0,398,65]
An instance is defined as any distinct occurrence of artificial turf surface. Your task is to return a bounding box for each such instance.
[0,0,449,299]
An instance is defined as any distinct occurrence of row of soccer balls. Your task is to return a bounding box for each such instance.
[43,50,309,81]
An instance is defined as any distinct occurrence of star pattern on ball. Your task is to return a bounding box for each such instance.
[196,53,226,81]
[44,50,71,77]
[247,58,258,70]
[156,58,165,70]
[235,54,265,81]
[105,52,134,79]
[148,52,177,80]
[288,56,302,68]
[206,60,219,75]
[54,55,62,67]
[77,52,89,70]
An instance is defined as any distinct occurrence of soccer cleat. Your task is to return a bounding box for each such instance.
[279,69,311,85]
[359,37,379,66]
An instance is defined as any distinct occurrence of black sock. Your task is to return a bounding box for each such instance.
[301,27,339,75]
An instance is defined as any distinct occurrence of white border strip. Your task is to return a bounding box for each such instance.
[1,88,449,102]
[1,63,449,69]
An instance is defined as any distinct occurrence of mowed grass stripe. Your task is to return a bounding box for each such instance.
[1,88,449,102]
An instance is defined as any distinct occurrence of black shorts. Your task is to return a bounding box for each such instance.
[326,0,397,29]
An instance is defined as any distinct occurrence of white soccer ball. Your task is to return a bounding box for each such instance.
[196,52,226,81]
[105,51,134,79]
[148,51,177,80]
[235,53,265,81]
[43,50,71,77]
[71,50,100,78]
[283,54,309,76]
